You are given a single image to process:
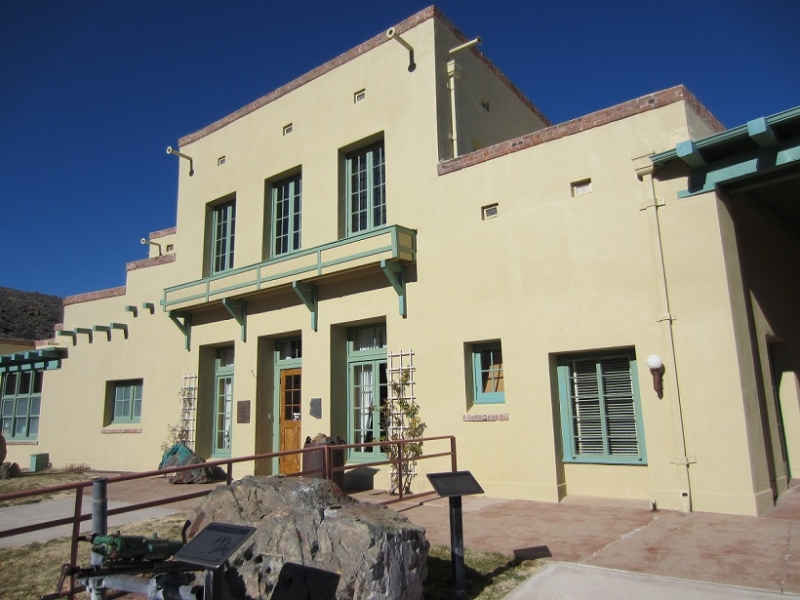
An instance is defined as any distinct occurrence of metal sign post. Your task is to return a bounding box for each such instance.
[427,471,484,600]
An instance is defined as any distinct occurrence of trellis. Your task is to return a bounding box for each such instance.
[384,349,423,494]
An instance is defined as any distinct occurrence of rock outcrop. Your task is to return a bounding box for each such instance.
[189,475,428,599]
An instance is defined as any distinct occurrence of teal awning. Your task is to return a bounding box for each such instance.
[0,348,66,374]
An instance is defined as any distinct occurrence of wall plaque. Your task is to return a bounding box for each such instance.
[310,397,322,419]
[237,400,251,424]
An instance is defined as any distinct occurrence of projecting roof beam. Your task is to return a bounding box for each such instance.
[676,140,706,168]
[747,117,779,148]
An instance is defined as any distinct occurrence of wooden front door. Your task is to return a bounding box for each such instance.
[279,368,302,474]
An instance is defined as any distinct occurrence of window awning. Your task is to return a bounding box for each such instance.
[0,348,66,374]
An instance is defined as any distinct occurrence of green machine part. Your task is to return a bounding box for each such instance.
[90,532,185,563]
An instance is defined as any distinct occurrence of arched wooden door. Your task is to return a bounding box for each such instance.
[279,368,302,474]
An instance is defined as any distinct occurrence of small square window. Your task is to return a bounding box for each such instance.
[572,179,593,196]
[354,89,366,103]
[108,380,143,424]
[470,342,504,404]
[217,156,226,166]
[283,123,293,136]
[482,203,499,220]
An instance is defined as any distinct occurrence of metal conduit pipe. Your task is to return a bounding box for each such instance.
[637,163,694,512]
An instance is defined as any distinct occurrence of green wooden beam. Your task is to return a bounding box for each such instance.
[381,260,407,317]
[125,305,138,317]
[747,117,778,148]
[168,311,192,350]
[222,298,247,342]
[292,281,318,331]
[92,325,111,341]
[676,140,706,168]
[142,302,155,314]
[74,327,93,343]
[57,330,76,345]
[110,323,129,339]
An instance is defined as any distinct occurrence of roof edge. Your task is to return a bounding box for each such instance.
[438,85,704,176]
[63,286,127,307]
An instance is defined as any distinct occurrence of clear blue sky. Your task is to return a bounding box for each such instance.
[1,1,798,298]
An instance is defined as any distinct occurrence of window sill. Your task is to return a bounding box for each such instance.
[101,427,142,434]
[6,440,39,445]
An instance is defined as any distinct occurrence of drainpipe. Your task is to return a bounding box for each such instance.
[447,60,461,158]
[636,161,694,512]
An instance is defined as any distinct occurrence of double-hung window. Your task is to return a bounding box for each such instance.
[347,142,386,235]
[1,370,42,440]
[111,380,143,424]
[211,200,236,274]
[557,351,646,464]
[272,175,302,256]
[471,342,504,404]
[347,324,387,458]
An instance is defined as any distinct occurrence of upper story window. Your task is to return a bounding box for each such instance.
[211,199,236,274]
[347,142,385,236]
[272,174,302,256]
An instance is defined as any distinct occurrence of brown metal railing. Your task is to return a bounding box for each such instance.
[0,435,457,599]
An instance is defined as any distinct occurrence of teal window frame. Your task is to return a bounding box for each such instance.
[213,346,235,458]
[347,142,386,236]
[1,370,42,440]
[111,380,143,424]
[211,200,236,274]
[557,350,647,465]
[272,175,302,257]
[472,342,505,404]
[347,324,387,460]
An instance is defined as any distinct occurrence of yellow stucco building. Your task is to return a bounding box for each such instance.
[3,7,799,516]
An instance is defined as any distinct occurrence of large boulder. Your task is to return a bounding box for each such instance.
[189,475,428,599]
[159,443,212,484]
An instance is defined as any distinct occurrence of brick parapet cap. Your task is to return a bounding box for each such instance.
[126,253,177,272]
[438,85,724,176]
[150,227,176,239]
[178,6,547,147]
[63,286,126,306]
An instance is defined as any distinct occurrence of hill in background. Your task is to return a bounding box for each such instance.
[0,287,63,341]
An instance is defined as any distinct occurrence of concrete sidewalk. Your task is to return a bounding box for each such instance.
[367,483,800,598]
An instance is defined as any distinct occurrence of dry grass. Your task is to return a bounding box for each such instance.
[0,513,192,600]
[0,468,97,507]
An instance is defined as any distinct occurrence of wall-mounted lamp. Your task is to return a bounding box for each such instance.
[166,146,194,176]
[646,354,665,399]
[141,238,162,256]
[386,27,416,72]
[449,36,482,55]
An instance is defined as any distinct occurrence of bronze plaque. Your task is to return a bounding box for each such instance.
[237,400,251,424]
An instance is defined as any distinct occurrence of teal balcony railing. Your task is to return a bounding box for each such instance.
[162,224,416,312]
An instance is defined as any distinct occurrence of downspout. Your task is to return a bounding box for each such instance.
[447,60,461,158]
[635,160,694,512]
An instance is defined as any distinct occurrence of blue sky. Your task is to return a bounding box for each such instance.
[1,1,798,298]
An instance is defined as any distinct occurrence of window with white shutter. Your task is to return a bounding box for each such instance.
[557,351,646,465]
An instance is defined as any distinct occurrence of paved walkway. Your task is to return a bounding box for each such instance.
[3,475,800,598]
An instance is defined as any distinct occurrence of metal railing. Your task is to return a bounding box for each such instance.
[0,435,456,599]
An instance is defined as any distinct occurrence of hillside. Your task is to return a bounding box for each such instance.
[0,287,63,341]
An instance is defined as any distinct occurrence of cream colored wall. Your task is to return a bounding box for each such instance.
[0,339,34,354]
[433,21,547,159]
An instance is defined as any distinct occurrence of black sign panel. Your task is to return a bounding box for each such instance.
[427,471,484,498]
[173,522,256,569]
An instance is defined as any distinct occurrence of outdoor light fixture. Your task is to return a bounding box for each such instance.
[166,146,194,176]
[646,354,665,398]
[140,238,162,256]
[386,27,416,72]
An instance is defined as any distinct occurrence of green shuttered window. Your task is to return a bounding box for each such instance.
[557,351,646,465]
